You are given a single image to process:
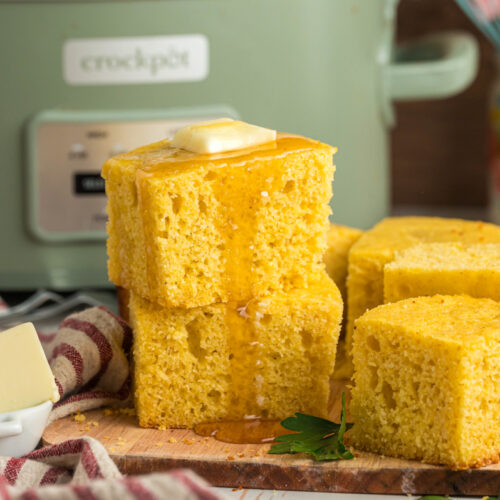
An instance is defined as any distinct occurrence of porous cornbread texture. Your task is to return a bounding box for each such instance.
[351,295,500,469]
[346,217,500,356]
[385,242,500,303]
[323,224,363,379]
[103,134,335,308]
[130,276,343,429]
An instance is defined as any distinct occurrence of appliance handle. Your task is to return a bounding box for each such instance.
[386,31,478,101]
[0,418,22,439]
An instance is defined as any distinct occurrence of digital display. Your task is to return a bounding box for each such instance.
[74,173,105,195]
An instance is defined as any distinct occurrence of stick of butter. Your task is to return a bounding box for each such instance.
[171,118,277,154]
[0,323,60,413]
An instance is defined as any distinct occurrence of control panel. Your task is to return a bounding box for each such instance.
[27,109,236,242]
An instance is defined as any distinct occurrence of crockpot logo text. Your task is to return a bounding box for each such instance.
[63,35,209,85]
[80,47,190,76]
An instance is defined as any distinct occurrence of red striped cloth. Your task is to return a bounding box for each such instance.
[0,306,226,500]
[42,306,133,423]
[0,437,221,499]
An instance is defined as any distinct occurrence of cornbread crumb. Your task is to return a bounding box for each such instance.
[131,275,342,429]
[119,408,136,416]
[103,134,335,308]
[168,438,177,444]
[74,413,86,423]
[103,409,114,417]
[183,439,195,445]
[351,295,500,469]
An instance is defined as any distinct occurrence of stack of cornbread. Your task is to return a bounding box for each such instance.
[102,119,343,429]
[330,216,500,469]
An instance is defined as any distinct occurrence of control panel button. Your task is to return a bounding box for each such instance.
[69,143,87,159]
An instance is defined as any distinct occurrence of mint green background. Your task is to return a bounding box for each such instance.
[0,0,477,290]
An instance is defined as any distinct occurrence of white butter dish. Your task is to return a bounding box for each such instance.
[0,400,53,457]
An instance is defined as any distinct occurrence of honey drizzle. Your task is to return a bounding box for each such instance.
[212,159,256,301]
[137,134,334,178]
[194,302,277,445]
[193,419,283,444]
[225,304,263,417]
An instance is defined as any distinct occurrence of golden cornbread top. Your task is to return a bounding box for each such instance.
[388,242,500,270]
[351,217,500,256]
[102,133,335,179]
[357,295,500,343]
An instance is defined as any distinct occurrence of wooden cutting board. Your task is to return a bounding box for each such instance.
[43,381,500,496]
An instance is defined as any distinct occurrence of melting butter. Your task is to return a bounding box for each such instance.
[171,118,276,154]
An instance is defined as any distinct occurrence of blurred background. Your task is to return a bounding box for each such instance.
[392,0,496,217]
[0,0,498,319]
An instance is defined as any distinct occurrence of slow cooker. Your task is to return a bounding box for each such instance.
[0,0,478,290]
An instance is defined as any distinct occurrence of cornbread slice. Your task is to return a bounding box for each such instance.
[130,275,343,429]
[384,243,500,303]
[103,133,335,308]
[346,217,500,357]
[323,224,363,379]
[350,295,500,469]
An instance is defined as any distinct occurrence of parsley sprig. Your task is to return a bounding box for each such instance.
[268,393,354,461]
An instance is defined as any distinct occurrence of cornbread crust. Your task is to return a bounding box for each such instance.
[103,133,335,308]
[350,295,500,470]
[346,217,500,358]
[384,242,500,303]
[130,274,343,429]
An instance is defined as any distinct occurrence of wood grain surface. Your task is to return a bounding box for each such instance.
[43,381,500,495]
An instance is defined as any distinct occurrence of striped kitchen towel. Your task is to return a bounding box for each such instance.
[0,436,222,499]
[0,306,226,500]
[42,306,132,423]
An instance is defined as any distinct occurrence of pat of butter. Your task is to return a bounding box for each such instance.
[171,118,277,154]
[0,322,60,413]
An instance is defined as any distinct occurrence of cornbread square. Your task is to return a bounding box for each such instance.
[323,224,363,379]
[346,217,500,357]
[384,243,500,303]
[350,295,500,469]
[103,134,335,308]
[130,275,343,429]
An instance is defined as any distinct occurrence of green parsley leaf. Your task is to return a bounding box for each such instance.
[268,392,354,461]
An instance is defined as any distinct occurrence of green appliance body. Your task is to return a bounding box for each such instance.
[0,0,478,290]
